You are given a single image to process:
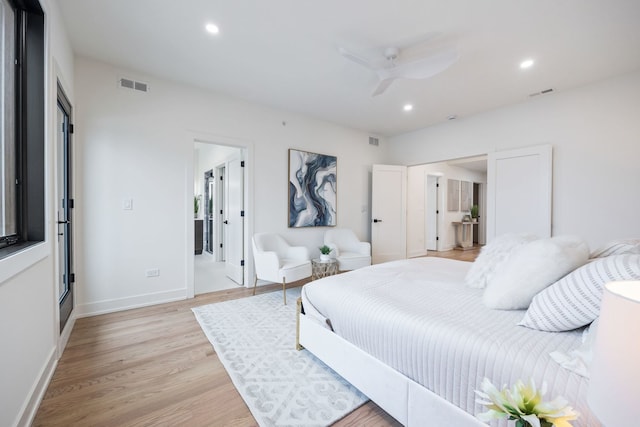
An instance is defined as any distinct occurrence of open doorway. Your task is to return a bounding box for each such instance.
[407,155,487,256]
[194,142,245,295]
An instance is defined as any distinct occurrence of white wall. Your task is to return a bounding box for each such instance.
[0,0,75,426]
[389,71,640,251]
[74,57,387,315]
[407,163,486,255]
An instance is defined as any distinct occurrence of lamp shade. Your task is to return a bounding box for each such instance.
[587,281,640,426]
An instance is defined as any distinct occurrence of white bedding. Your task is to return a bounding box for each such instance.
[301,257,598,426]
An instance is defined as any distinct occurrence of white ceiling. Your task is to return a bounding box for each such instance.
[57,0,640,136]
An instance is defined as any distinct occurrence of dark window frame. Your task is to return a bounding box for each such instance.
[0,0,44,259]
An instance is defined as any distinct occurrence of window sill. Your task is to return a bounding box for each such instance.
[0,241,49,284]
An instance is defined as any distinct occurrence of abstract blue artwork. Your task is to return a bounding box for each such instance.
[288,149,337,227]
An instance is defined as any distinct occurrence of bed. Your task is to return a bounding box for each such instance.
[297,257,599,426]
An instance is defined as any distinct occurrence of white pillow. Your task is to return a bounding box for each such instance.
[520,254,640,331]
[549,319,598,378]
[483,236,590,310]
[464,233,538,288]
[589,238,640,258]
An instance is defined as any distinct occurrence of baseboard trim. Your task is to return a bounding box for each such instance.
[58,311,76,357]
[75,288,188,318]
[16,347,57,427]
[408,250,428,258]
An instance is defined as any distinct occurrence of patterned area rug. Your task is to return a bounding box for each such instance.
[192,288,368,427]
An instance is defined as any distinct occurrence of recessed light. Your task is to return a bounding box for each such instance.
[403,104,413,112]
[205,23,220,34]
[520,59,534,69]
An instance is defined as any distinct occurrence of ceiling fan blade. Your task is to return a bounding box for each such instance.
[371,78,396,97]
[338,47,375,70]
[392,47,459,80]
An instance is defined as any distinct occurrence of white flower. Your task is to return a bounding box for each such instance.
[475,378,579,427]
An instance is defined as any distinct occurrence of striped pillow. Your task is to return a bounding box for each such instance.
[590,238,640,258]
[519,254,640,331]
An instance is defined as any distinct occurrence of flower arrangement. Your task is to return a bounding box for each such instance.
[475,378,579,427]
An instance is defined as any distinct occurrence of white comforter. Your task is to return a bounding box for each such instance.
[301,257,598,426]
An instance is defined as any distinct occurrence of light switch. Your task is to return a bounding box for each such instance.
[123,198,133,210]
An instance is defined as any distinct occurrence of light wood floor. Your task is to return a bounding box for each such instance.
[34,249,479,426]
[426,245,482,263]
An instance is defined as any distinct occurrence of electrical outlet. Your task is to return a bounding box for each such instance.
[145,268,160,277]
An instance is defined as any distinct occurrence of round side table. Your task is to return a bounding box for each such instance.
[311,258,339,280]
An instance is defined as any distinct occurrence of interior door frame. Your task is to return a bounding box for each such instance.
[425,174,440,251]
[56,81,74,333]
[215,163,226,262]
[186,132,253,299]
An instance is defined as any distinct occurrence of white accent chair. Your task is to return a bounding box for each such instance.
[252,233,312,304]
[324,228,371,271]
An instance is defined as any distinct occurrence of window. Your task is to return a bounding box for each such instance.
[0,0,44,258]
[1,0,16,247]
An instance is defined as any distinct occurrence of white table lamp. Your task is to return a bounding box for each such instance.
[588,281,640,426]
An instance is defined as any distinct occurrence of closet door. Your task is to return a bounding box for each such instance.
[487,145,552,241]
[371,165,407,263]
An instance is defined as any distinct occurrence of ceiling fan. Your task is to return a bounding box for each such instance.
[339,41,459,97]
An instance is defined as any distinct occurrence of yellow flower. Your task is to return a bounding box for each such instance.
[475,378,579,427]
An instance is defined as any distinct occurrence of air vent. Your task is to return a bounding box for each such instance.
[369,136,379,146]
[529,88,554,98]
[120,78,134,89]
[119,77,149,93]
[134,81,148,92]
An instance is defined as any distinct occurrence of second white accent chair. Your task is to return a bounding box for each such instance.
[324,228,371,271]
[252,232,311,304]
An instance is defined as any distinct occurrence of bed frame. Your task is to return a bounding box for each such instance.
[296,299,486,426]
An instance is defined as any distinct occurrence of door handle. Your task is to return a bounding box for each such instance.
[373,219,382,223]
[223,220,228,225]
[57,220,70,225]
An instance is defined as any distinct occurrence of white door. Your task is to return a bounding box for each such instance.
[225,154,244,284]
[487,145,552,241]
[406,166,426,258]
[425,175,439,251]
[371,165,407,264]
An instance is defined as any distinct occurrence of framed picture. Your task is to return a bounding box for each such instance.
[460,180,472,211]
[447,179,460,211]
[288,149,337,227]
